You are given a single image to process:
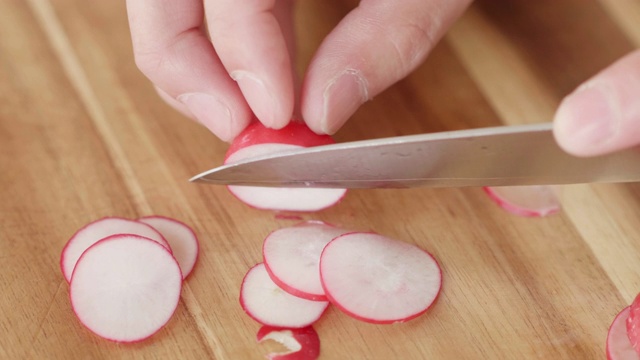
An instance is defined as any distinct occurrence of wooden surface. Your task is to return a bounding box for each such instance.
[2,0,640,359]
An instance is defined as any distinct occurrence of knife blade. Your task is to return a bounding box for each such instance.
[189,123,640,189]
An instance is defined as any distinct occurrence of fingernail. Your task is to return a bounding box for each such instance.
[555,82,619,150]
[321,69,369,134]
[230,71,278,128]
[177,93,234,141]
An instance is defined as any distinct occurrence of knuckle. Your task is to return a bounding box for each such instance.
[132,30,197,81]
[385,19,436,75]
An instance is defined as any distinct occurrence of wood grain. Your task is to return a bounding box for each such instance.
[1,0,638,359]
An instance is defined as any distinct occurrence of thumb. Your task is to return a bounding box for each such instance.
[553,50,640,156]
[300,0,471,134]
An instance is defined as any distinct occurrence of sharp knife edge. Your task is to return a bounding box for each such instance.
[190,123,640,188]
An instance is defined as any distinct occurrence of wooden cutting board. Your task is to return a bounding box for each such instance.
[2,0,639,358]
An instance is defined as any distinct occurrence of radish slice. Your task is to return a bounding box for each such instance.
[240,263,329,328]
[483,185,560,217]
[607,307,640,360]
[320,232,442,324]
[60,217,171,283]
[138,216,199,279]
[263,221,349,301]
[69,234,182,343]
[627,294,640,354]
[225,122,347,212]
[257,326,321,360]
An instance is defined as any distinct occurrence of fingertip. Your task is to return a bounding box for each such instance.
[302,69,369,135]
[127,0,254,143]
[553,82,620,157]
[554,85,616,156]
[154,86,193,119]
[230,71,293,130]
[205,2,295,132]
[301,0,469,135]
[176,92,251,142]
[554,50,640,157]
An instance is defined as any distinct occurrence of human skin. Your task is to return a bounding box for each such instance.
[125,0,640,157]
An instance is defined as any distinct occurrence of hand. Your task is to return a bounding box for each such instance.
[125,0,296,141]
[553,50,640,156]
[125,0,472,141]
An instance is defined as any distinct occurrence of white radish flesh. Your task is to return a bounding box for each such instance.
[60,217,170,283]
[257,325,321,360]
[320,232,441,324]
[607,307,640,360]
[224,121,346,212]
[69,234,182,343]
[263,221,349,301]
[240,263,329,328]
[483,185,560,217]
[138,216,199,279]
[225,144,346,212]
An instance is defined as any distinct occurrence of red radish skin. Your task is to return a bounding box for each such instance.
[138,216,199,279]
[224,122,347,212]
[319,232,442,324]
[240,263,329,328]
[69,234,182,343]
[60,217,171,283]
[257,326,320,360]
[263,221,349,301]
[607,307,640,360]
[226,121,334,157]
[627,294,640,354]
[483,185,560,217]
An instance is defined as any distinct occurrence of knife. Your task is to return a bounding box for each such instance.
[189,123,640,189]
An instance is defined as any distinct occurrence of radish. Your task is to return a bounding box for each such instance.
[627,294,640,355]
[607,307,640,360]
[483,185,560,217]
[263,221,349,301]
[60,217,171,283]
[319,232,442,324]
[138,216,199,279]
[240,263,329,328]
[225,122,347,212]
[226,121,335,155]
[257,325,321,360]
[69,234,182,343]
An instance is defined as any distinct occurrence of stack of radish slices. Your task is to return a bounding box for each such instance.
[60,216,199,343]
[240,221,442,359]
[608,294,640,359]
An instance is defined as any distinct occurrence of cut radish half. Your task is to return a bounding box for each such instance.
[61,217,171,283]
[627,294,640,354]
[240,263,329,328]
[257,325,321,360]
[227,121,335,155]
[138,216,199,279]
[263,221,349,301]
[225,122,347,212]
[69,234,182,343]
[607,307,640,360]
[320,232,442,324]
[483,185,560,217]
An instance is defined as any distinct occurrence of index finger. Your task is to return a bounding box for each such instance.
[205,0,295,129]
